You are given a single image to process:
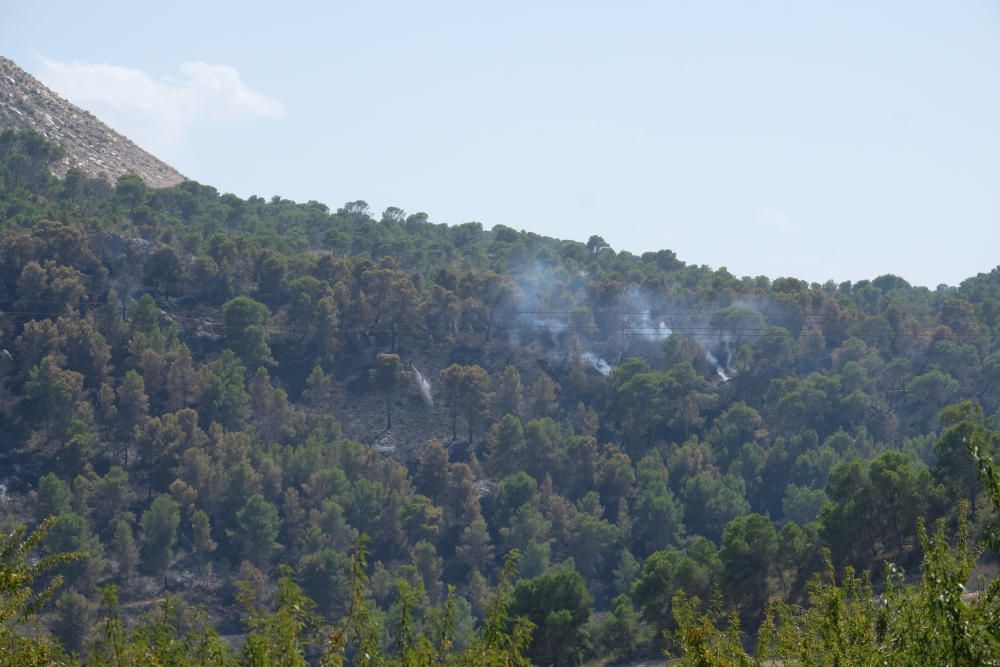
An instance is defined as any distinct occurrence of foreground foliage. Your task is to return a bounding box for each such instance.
[670,440,1000,666]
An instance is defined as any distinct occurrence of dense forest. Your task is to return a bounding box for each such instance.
[1,128,1000,665]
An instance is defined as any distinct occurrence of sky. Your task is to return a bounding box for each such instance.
[2,1,998,288]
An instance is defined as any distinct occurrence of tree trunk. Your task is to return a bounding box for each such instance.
[386,391,392,430]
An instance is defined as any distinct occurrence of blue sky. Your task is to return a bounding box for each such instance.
[3,1,998,287]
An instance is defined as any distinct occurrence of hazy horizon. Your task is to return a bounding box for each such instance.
[3,1,998,288]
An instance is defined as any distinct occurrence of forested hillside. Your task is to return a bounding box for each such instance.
[2,128,1000,665]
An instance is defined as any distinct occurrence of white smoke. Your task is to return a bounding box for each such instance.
[504,263,769,384]
[635,311,673,341]
[411,365,433,406]
[704,349,730,382]
[582,351,612,376]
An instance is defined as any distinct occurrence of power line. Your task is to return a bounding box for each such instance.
[3,309,997,342]
[2,294,997,342]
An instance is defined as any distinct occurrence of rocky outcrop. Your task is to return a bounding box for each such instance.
[0,56,185,188]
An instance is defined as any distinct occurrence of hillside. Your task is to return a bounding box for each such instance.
[0,117,1000,664]
[0,56,185,187]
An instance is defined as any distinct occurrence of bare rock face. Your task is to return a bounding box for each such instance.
[0,56,186,188]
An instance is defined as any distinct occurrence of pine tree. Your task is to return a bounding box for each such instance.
[140,495,180,582]
[191,509,217,562]
[53,590,92,655]
[111,519,138,583]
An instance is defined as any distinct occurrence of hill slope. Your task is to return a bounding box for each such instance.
[1,119,1000,662]
[0,56,185,187]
